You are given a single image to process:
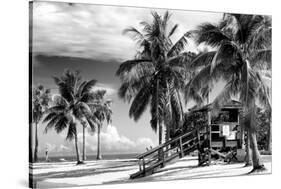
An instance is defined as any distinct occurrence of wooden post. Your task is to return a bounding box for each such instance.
[142,158,146,174]
[179,137,184,158]
[162,147,165,167]
[138,159,142,171]
[196,128,201,165]
[197,128,201,145]
[208,110,212,165]
[239,110,245,150]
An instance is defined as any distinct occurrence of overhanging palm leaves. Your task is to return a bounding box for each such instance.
[187,13,271,171]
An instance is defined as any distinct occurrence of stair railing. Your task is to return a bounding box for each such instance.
[135,125,208,175]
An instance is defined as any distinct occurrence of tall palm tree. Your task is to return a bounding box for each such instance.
[32,85,51,162]
[74,78,102,161]
[117,11,192,145]
[187,14,271,171]
[90,90,112,160]
[43,70,99,164]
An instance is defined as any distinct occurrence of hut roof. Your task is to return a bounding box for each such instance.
[188,100,242,113]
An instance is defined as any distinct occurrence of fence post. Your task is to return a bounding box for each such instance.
[179,137,184,158]
[142,158,146,175]
[208,110,212,165]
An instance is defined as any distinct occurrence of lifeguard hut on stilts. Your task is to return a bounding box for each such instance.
[130,100,246,179]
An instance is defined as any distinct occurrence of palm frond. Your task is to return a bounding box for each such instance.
[167,33,189,57]
[168,24,178,38]
[251,49,271,70]
[81,79,97,96]
[44,113,63,133]
[212,81,233,113]
[54,116,68,133]
[66,122,76,141]
[123,27,145,45]
[190,51,216,68]
[210,40,240,74]
[53,77,75,103]
[116,59,153,77]
[162,11,171,32]
[184,80,204,105]
[255,71,271,109]
[43,112,57,123]
[150,84,165,132]
[194,23,230,47]
[129,84,151,121]
[189,65,211,92]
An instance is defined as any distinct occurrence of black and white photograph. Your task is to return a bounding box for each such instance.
[29,1,272,188]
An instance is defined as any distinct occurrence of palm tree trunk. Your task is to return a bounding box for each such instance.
[82,126,86,161]
[29,123,33,163]
[74,131,82,165]
[158,119,164,164]
[158,118,165,145]
[34,122,39,162]
[96,125,102,160]
[248,102,265,171]
[245,129,252,166]
[249,130,264,170]
[165,125,170,143]
[156,78,163,145]
[268,121,272,153]
[176,89,184,127]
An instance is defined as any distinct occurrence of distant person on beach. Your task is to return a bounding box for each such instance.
[45,147,49,162]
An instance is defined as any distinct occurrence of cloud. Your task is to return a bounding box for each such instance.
[38,124,154,156]
[92,83,117,96]
[77,125,154,153]
[32,1,222,61]
[57,144,72,153]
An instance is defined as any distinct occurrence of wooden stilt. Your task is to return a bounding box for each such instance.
[179,137,184,158]
[208,110,212,165]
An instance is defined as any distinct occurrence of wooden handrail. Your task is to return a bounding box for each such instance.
[130,125,209,179]
[136,124,208,159]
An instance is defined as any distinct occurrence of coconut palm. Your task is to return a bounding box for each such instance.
[90,90,112,160]
[117,11,192,145]
[74,78,102,161]
[43,70,99,164]
[187,14,271,171]
[32,85,51,162]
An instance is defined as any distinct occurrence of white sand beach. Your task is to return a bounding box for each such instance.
[32,155,271,188]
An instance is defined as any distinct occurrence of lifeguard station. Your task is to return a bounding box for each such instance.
[187,100,244,165]
[130,100,244,179]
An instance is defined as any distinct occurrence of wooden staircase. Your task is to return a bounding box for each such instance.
[130,125,209,179]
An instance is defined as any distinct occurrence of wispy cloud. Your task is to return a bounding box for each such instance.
[32,2,222,61]
[92,83,117,96]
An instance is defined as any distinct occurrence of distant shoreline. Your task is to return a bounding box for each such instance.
[35,153,140,163]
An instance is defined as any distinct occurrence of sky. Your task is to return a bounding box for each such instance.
[31,1,223,157]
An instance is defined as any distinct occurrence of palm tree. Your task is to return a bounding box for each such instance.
[90,90,112,160]
[187,14,271,171]
[32,85,51,162]
[117,11,192,145]
[74,78,102,161]
[43,70,99,164]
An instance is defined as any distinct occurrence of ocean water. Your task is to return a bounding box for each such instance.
[37,153,139,163]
